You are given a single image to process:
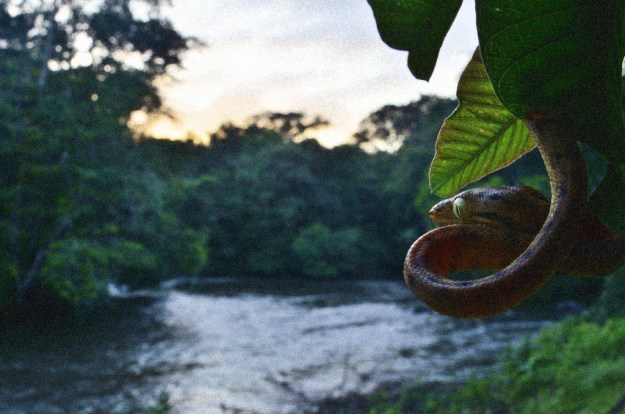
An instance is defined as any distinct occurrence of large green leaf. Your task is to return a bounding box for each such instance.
[476,0,625,163]
[430,49,535,196]
[367,0,463,80]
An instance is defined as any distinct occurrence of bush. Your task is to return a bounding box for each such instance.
[496,317,625,414]
[368,317,625,414]
[292,223,378,278]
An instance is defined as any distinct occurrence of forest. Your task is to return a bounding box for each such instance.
[0,0,563,321]
[2,0,625,412]
[2,38,590,322]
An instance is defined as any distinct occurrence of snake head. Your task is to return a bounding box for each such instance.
[429,186,550,233]
[429,196,466,226]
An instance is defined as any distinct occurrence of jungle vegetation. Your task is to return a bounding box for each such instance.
[1,0,624,411]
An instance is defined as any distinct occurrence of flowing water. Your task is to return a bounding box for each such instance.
[0,277,551,414]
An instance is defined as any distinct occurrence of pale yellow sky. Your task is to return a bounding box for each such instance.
[137,0,478,147]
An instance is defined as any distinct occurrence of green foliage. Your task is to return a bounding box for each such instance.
[367,0,625,235]
[430,50,535,196]
[40,239,157,307]
[363,6,625,413]
[161,95,549,282]
[0,0,194,82]
[497,317,625,414]
[477,1,625,163]
[0,0,203,319]
[292,223,342,278]
[162,97,458,279]
[0,57,467,320]
[3,0,614,325]
[367,0,463,80]
[292,223,373,278]
[367,316,625,414]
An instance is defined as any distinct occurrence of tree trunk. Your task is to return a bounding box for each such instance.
[37,10,58,97]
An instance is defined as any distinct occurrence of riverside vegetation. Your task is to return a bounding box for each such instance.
[361,0,625,412]
[1,0,624,412]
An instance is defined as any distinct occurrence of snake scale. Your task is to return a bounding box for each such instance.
[404,116,625,318]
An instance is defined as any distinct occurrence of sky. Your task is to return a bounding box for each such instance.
[141,0,479,147]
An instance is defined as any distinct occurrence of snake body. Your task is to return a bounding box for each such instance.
[404,118,593,318]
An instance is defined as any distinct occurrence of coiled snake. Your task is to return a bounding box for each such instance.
[404,117,625,318]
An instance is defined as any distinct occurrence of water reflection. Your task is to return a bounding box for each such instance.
[0,278,549,413]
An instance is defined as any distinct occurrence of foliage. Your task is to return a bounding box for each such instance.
[367,0,625,234]
[0,0,201,320]
[496,317,625,414]
[363,3,625,414]
[141,97,457,278]
[367,0,463,81]
[1,68,585,321]
[292,223,373,278]
[0,52,466,318]
[0,0,194,82]
[247,112,331,142]
[353,97,451,152]
[0,0,613,324]
[476,1,625,164]
[430,50,535,196]
[366,316,625,414]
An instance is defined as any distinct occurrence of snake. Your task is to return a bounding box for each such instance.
[404,117,625,318]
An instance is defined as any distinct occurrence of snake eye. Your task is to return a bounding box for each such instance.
[452,197,468,219]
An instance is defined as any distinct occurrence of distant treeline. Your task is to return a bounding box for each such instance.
[136,97,552,281]
[0,75,568,320]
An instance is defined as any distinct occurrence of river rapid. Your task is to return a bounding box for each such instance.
[0,277,551,414]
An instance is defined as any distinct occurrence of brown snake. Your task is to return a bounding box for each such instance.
[404,117,625,318]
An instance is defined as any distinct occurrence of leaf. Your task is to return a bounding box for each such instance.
[430,49,535,196]
[367,0,463,80]
[476,0,625,163]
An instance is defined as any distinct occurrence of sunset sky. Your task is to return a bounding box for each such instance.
[145,0,478,147]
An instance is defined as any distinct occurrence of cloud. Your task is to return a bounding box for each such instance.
[155,0,478,145]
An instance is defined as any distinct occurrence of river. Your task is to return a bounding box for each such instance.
[0,277,551,414]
